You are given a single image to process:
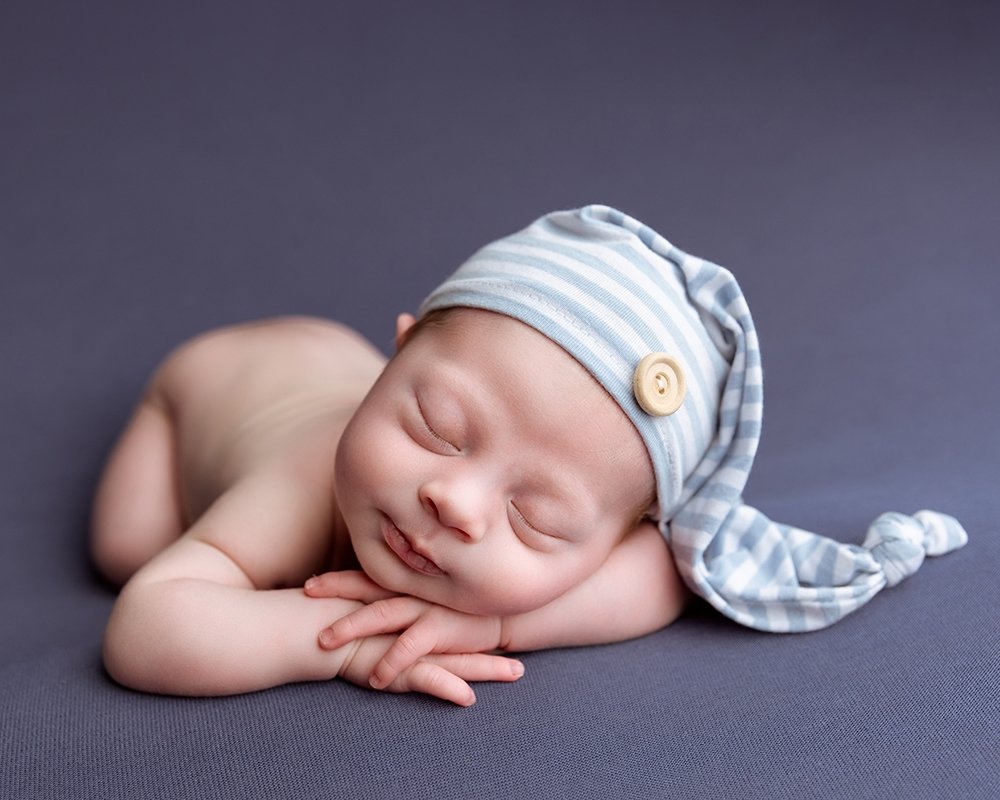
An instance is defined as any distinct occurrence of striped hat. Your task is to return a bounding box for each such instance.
[421,205,968,632]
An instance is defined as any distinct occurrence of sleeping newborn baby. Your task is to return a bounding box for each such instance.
[94,205,967,705]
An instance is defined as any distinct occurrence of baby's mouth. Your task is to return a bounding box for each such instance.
[382,516,445,576]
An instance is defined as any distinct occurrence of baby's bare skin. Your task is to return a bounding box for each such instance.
[93,316,384,588]
[158,317,383,537]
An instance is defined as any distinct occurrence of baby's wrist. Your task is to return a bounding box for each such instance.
[334,637,366,681]
[496,615,514,652]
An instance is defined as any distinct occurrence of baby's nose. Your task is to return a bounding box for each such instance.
[419,480,488,542]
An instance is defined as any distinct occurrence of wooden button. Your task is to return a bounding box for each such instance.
[633,353,685,416]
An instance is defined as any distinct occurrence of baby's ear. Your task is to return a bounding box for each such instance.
[394,313,418,352]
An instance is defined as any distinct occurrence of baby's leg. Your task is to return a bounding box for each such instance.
[91,390,185,585]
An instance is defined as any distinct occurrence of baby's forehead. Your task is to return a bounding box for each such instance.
[413,308,607,396]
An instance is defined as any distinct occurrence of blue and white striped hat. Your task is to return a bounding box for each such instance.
[421,205,968,632]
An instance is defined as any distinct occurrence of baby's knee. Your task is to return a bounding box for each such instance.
[91,536,149,587]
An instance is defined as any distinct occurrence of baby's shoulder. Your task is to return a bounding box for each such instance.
[149,316,386,401]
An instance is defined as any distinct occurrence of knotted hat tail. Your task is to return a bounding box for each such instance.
[422,204,968,632]
[625,206,969,630]
[673,504,968,631]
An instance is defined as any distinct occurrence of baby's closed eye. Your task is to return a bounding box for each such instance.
[509,501,566,545]
[413,397,460,454]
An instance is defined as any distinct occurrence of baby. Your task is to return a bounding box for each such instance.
[94,205,967,706]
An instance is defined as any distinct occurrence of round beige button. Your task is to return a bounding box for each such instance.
[633,353,686,416]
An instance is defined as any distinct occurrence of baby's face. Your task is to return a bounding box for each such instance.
[335,309,654,616]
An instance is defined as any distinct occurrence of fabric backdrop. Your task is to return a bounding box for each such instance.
[2,2,997,798]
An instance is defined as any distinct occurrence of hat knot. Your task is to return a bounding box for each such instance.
[862,510,968,587]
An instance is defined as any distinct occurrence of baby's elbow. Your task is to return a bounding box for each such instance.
[102,581,213,695]
[653,581,691,633]
[102,629,166,695]
[102,628,152,693]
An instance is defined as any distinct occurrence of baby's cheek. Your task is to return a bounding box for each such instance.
[457,560,572,617]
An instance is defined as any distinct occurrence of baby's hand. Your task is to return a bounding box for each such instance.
[305,571,517,697]
[337,632,521,707]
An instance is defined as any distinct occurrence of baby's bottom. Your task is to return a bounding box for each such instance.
[91,392,184,586]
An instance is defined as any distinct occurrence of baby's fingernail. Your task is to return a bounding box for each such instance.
[369,675,386,690]
[511,661,525,678]
[318,629,335,647]
[462,690,476,707]
[304,577,318,591]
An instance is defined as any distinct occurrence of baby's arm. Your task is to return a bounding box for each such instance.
[103,537,365,695]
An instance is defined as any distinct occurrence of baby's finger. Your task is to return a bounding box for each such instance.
[425,653,525,684]
[398,661,477,707]
[368,623,440,688]
[304,571,398,602]
[318,597,423,650]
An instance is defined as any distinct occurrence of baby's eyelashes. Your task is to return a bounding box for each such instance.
[509,501,561,543]
[415,398,460,454]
